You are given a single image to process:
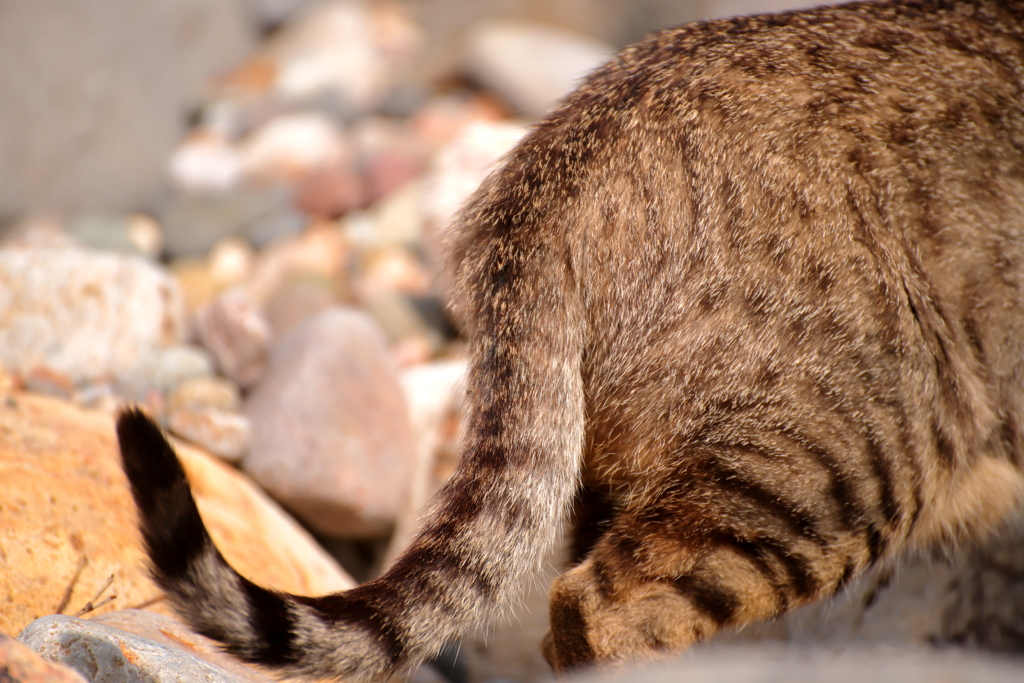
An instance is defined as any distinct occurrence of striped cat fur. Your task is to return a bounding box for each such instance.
[118,0,1024,678]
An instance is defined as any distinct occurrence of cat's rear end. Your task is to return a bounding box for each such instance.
[117,0,1024,678]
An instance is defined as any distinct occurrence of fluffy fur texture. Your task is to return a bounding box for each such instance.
[118,0,1024,678]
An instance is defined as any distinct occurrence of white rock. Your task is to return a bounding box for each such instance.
[169,133,245,194]
[385,359,467,564]
[419,120,526,313]
[266,0,423,114]
[420,120,527,235]
[240,112,350,183]
[464,19,613,118]
[0,247,185,385]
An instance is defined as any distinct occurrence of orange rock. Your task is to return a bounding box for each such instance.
[0,392,353,636]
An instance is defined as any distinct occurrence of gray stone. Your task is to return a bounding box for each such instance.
[87,611,276,683]
[0,0,254,217]
[160,185,304,259]
[243,308,415,538]
[0,247,186,385]
[463,19,613,118]
[66,215,164,259]
[17,614,267,683]
[0,633,89,683]
[569,644,1024,683]
[143,345,216,392]
[707,1,824,21]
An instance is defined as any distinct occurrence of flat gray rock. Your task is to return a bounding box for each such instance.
[570,644,1024,683]
[17,614,263,683]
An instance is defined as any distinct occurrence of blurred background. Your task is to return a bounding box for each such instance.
[5,1,1024,683]
[0,0,819,223]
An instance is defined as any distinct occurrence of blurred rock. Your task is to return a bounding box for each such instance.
[385,359,467,564]
[0,392,353,636]
[708,0,823,21]
[167,376,242,413]
[171,237,256,316]
[241,112,351,181]
[18,615,266,683]
[419,120,526,315]
[357,181,426,251]
[0,247,186,386]
[570,644,1024,683]
[135,344,216,395]
[263,274,339,341]
[0,0,254,217]
[350,116,428,204]
[263,0,423,114]
[67,214,164,258]
[209,237,257,285]
[362,291,442,361]
[0,217,79,250]
[245,222,350,308]
[357,248,433,299]
[194,288,271,388]
[88,611,276,683]
[0,634,89,683]
[238,112,377,216]
[169,132,245,195]
[22,368,75,401]
[244,308,415,538]
[464,19,613,118]
[408,94,509,153]
[245,0,317,27]
[71,382,119,414]
[168,408,251,463]
[160,185,304,258]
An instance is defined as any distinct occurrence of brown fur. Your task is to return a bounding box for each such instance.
[118,0,1024,679]
[450,0,1024,671]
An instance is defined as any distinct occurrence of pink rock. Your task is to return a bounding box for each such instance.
[243,308,415,538]
[167,407,251,463]
[194,287,271,388]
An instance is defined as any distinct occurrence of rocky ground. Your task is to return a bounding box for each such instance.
[3,1,1024,682]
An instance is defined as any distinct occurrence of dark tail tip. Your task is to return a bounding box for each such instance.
[116,406,211,584]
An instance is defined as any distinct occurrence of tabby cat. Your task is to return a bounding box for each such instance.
[117,0,1024,678]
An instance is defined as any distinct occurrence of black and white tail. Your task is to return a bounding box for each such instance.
[117,159,587,680]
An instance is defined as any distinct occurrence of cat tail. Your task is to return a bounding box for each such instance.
[116,202,587,681]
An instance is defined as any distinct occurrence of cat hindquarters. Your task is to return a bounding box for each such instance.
[544,535,861,673]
